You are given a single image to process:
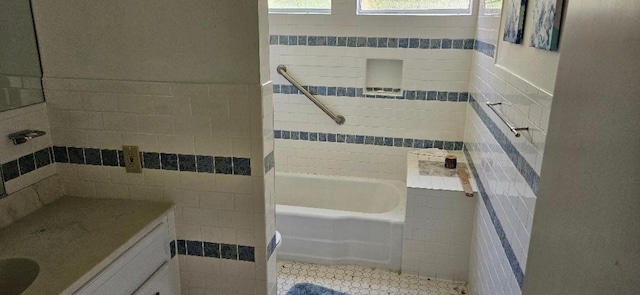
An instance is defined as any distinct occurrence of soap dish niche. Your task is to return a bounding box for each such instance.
[365,59,403,96]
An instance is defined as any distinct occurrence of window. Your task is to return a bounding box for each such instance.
[482,0,502,15]
[358,0,472,15]
[268,0,331,14]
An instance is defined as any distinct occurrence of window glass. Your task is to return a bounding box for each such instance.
[268,0,331,14]
[358,0,472,15]
[482,0,503,15]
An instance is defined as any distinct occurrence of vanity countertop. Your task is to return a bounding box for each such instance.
[0,196,173,295]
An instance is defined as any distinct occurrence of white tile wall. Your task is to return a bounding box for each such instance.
[0,175,63,229]
[260,82,278,295]
[471,55,551,174]
[465,4,557,295]
[274,96,467,142]
[465,107,536,295]
[32,0,264,84]
[45,77,274,295]
[469,199,522,295]
[275,139,411,180]
[0,103,55,194]
[270,0,475,180]
[402,188,476,282]
[0,100,59,232]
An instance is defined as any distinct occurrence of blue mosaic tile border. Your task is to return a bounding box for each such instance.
[474,40,496,58]
[273,84,470,102]
[464,147,524,290]
[269,35,495,58]
[275,129,464,151]
[1,145,254,191]
[269,35,476,50]
[50,145,252,176]
[267,233,277,261]
[170,240,176,258]
[170,239,255,262]
[468,96,540,194]
[264,151,275,174]
[1,147,53,186]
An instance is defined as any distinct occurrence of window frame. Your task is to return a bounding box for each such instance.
[267,0,331,15]
[356,0,473,16]
[268,7,331,14]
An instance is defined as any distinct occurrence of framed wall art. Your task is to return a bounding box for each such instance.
[503,0,527,44]
[530,0,564,51]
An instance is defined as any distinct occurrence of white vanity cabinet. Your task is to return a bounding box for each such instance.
[132,262,174,295]
[73,216,179,295]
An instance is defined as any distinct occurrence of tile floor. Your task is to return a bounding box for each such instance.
[277,260,468,295]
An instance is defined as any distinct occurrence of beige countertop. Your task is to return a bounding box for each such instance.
[0,196,173,295]
[407,150,478,192]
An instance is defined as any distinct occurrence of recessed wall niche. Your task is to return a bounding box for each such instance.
[365,59,403,96]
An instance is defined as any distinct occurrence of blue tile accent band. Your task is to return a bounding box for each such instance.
[273,84,470,102]
[267,233,277,261]
[1,146,254,193]
[170,239,255,262]
[270,35,475,51]
[50,145,252,177]
[264,151,275,174]
[1,147,52,186]
[464,147,524,290]
[474,40,496,58]
[169,240,176,258]
[275,129,464,151]
[468,96,540,194]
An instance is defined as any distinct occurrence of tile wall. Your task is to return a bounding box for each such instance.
[269,0,476,180]
[0,175,63,229]
[402,188,476,282]
[27,0,277,293]
[44,78,275,295]
[0,103,56,194]
[464,2,557,295]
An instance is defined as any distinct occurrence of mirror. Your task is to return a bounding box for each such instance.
[0,0,45,112]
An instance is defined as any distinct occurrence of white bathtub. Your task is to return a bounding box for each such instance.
[275,172,406,271]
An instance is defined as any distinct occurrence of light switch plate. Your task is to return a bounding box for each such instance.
[122,145,142,173]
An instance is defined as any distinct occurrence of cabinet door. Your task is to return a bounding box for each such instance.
[132,262,174,295]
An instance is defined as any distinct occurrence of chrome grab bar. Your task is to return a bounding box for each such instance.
[276,65,346,125]
[486,102,529,137]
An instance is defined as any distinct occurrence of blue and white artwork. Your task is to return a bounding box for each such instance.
[503,0,527,44]
[530,0,564,51]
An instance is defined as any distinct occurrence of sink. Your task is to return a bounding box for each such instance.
[0,258,39,294]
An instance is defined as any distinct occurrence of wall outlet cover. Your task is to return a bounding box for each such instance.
[122,145,142,173]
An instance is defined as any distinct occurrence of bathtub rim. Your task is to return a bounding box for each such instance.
[275,172,407,224]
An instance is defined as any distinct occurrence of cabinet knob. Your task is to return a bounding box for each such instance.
[155,293,160,295]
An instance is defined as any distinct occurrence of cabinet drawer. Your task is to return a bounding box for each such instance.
[74,220,169,295]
